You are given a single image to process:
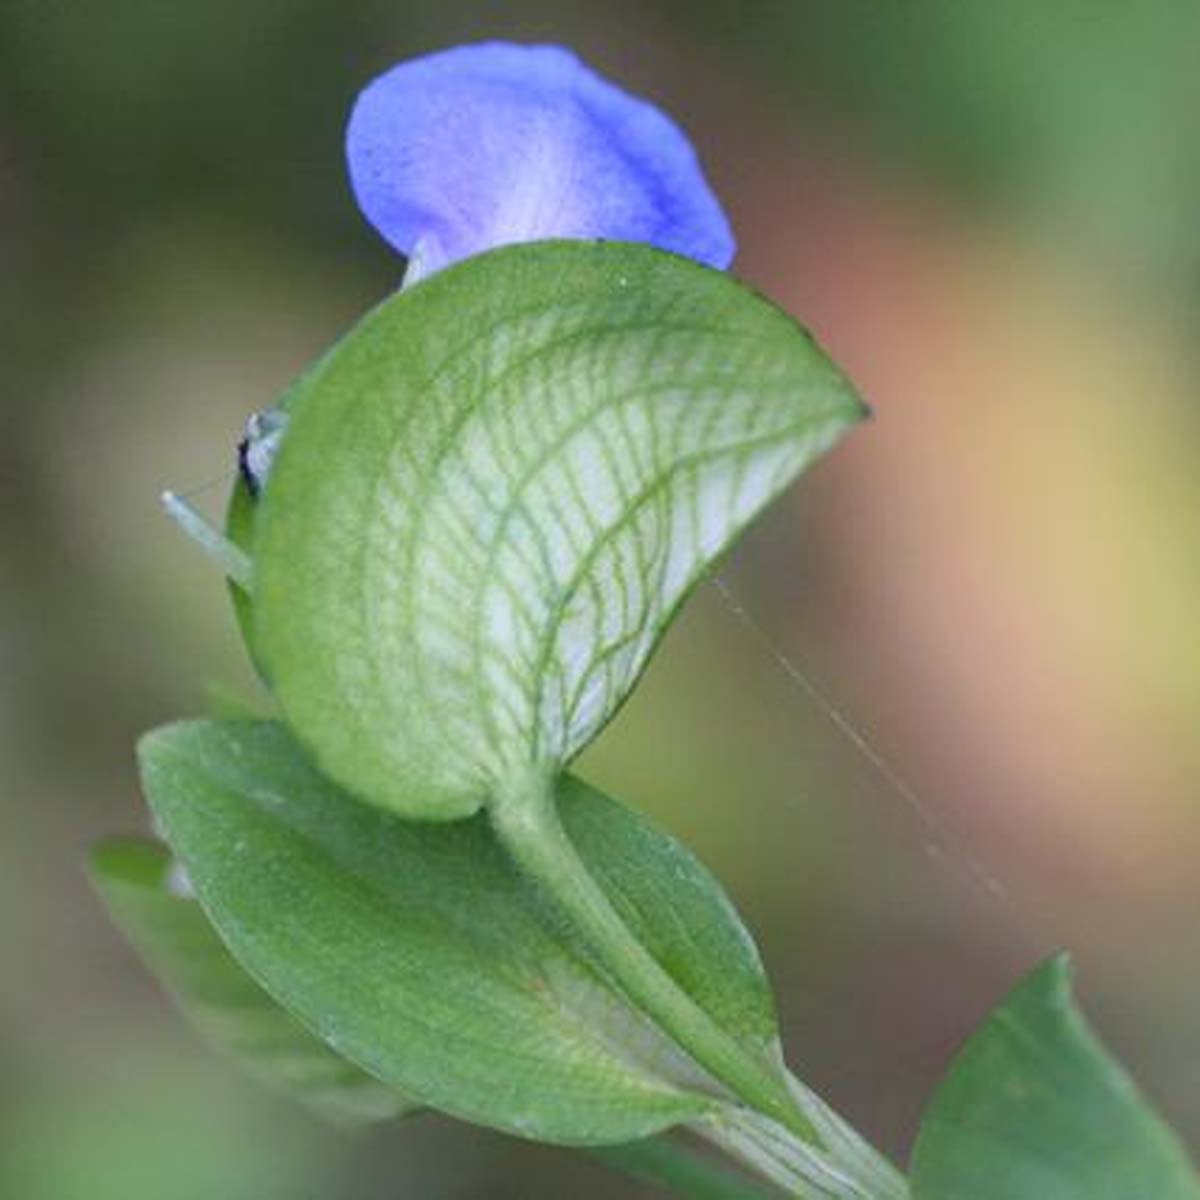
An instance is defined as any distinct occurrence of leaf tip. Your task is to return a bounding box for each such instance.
[1029,949,1075,1004]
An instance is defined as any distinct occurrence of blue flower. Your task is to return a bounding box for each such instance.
[345,42,735,281]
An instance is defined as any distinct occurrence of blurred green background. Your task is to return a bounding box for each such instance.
[3,1,1198,1195]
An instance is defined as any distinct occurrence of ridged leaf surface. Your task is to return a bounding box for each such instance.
[252,240,863,817]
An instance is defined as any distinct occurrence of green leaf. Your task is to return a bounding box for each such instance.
[90,837,413,1125]
[910,954,1200,1200]
[251,239,864,819]
[138,717,781,1146]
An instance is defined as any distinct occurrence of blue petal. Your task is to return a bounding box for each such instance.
[346,42,735,277]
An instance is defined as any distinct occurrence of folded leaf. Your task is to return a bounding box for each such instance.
[90,837,412,1124]
[910,954,1200,1199]
[139,718,781,1145]
[250,239,864,819]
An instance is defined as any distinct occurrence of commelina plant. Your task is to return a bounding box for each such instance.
[93,42,1200,1200]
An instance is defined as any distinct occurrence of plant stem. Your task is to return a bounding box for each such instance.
[694,1104,908,1200]
[589,1134,773,1200]
[490,766,814,1144]
[781,1072,907,1200]
[160,490,254,589]
[695,1108,864,1199]
[491,766,911,1200]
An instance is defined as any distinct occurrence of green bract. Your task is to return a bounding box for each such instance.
[249,240,864,820]
[911,956,1200,1200]
[139,719,782,1145]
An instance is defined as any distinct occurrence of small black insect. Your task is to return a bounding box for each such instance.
[237,407,290,498]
